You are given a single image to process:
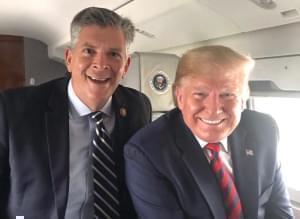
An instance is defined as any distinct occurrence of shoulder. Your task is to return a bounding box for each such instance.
[113,85,152,120]
[1,77,68,100]
[114,85,150,104]
[127,108,179,149]
[240,109,278,131]
[0,77,69,111]
[124,112,168,164]
[124,108,184,169]
[237,109,279,151]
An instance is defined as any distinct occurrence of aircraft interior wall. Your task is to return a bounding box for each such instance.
[159,22,300,91]
[122,52,179,119]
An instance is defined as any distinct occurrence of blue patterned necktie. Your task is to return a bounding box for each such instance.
[91,111,120,218]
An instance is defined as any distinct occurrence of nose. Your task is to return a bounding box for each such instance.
[91,53,110,70]
[204,93,223,115]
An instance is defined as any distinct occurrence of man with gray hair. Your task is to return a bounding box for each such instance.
[0,7,151,219]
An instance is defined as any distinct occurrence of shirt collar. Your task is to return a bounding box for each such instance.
[67,80,113,118]
[196,136,229,152]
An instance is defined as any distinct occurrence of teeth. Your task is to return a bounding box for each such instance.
[90,76,97,80]
[88,76,107,82]
[201,118,222,125]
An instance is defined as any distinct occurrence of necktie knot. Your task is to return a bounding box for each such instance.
[206,143,221,153]
[91,112,109,138]
[91,111,104,124]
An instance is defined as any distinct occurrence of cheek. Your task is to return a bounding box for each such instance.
[182,101,201,123]
[117,63,128,75]
[228,102,243,123]
[77,62,86,71]
[187,98,202,112]
[74,55,89,68]
[227,98,243,111]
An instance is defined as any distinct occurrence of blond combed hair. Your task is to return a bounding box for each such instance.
[173,45,255,105]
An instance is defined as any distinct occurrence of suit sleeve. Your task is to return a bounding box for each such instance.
[264,162,295,219]
[125,142,185,219]
[140,92,152,123]
[261,113,294,219]
[0,93,9,217]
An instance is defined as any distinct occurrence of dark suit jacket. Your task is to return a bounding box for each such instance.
[125,108,294,219]
[0,77,152,219]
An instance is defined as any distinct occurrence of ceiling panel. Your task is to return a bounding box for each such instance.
[1,0,300,60]
[130,0,241,52]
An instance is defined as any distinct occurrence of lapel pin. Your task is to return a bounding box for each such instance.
[120,107,127,117]
[245,149,254,156]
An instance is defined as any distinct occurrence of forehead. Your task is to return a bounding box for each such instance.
[182,74,241,88]
[77,25,126,46]
[184,62,246,82]
[179,69,247,96]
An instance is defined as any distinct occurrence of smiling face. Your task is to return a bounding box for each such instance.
[175,66,247,143]
[65,25,130,111]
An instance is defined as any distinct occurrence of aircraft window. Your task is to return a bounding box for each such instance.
[249,96,300,211]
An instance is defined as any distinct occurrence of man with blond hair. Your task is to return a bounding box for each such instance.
[125,45,294,219]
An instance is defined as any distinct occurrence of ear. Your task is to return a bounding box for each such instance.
[241,98,248,110]
[241,85,250,110]
[175,86,184,110]
[121,56,131,78]
[64,48,73,73]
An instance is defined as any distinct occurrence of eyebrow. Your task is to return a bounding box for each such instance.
[109,48,122,52]
[81,42,96,48]
[80,42,123,52]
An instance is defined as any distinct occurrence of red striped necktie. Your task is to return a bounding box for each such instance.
[206,143,243,219]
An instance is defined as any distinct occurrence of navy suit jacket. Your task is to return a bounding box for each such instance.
[0,77,152,219]
[125,108,294,219]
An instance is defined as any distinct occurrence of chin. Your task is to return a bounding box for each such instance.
[198,133,224,143]
[205,137,221,143]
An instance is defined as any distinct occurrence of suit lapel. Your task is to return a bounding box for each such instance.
[229,122,258,219]
[170,110,226,218]
[45,79,69,219]
[111,88,128,150]
[110,87,130,188]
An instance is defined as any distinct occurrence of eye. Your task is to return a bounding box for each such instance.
[193,92,206,99]
[220,92,236,100]
[110,51,122,59]
[82,47,95,56]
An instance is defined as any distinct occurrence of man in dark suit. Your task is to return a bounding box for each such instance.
[125,45,294,219]
[0,7,151,219]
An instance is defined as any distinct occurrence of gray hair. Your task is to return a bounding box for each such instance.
[70,7,135,48]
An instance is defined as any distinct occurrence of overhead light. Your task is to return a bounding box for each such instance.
[112,0,155,39]
[249,0,277,9]
[135,28,156,39]
[280,9,299,18]
[112,0,134,11]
